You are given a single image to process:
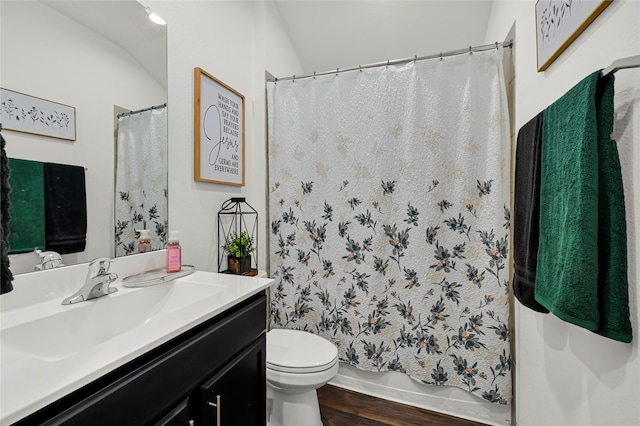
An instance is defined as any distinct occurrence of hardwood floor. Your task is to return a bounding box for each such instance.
[317,385,488,426]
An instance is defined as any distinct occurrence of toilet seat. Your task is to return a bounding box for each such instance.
[267,329,338,373]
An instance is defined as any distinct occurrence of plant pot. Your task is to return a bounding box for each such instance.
[228,255,252,275]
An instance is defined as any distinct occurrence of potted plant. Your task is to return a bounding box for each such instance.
[222,231,254,274]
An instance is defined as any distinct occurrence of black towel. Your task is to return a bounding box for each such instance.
[44,163,87,254]
[0,126,14,294]
[512,112,548,313]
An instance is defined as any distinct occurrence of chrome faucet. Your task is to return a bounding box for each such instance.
[62,257,118,305]
[34,250,64,271]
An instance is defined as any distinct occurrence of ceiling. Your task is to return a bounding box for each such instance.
[38,1,495,85]
[41,0,167,89]
[273,0,495,75]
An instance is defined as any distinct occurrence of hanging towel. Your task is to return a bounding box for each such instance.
[536,72,600,331]
[512,111,548,313]
[535,71,632,342]
[6,158,45,253]
[44,163,87,254]
[593,74,631,342]
[1,127,14,293]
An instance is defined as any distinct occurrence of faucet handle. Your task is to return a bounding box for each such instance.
[88,257,116,275]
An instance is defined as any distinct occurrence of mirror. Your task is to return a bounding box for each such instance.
[0,0,168,274]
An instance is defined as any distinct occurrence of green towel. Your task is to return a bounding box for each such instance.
[7,158,45,253]
[594,74,631,342]
[536,71,632,343]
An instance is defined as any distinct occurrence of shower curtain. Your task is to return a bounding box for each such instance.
[115,106,168,256]
[267,48,511,403]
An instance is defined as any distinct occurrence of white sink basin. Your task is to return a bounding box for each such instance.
[1,280,224,361]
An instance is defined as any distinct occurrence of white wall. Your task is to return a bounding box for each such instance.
[147,0,303,273]
[1,1,166,270]
[484,1,640,425]
[264,1,304,79]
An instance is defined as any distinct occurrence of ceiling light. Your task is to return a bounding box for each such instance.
[147,9,166,26]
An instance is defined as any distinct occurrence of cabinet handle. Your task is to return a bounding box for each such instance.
[206,395,221,425]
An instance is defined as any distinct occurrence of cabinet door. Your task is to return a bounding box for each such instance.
[200,335,266,426]
[154,398,191,426]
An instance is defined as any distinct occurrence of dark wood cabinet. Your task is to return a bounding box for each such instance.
[14,292,267,426]
[154,398,191,426]
[200,337,266,426]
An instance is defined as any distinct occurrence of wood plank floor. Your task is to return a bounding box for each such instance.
[317,385,488,426]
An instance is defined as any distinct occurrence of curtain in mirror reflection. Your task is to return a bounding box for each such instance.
[114,107,168,255]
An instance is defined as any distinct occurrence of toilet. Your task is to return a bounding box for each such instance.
[266,328,339,426]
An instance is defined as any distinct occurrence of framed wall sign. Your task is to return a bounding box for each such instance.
[0,88,76,141]
[194,67,245,185]
[536,0,612,72]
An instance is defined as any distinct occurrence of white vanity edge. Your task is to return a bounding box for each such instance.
[0,251,273,425]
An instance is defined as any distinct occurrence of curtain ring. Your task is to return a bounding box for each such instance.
[359,65,362,72]
[336,67,339,76]
[313,71,316,79]
[414,55,417,63]
[440,52,443,61]
[274,77,278,85]
[292,74,295,82]
[387,59,390,66]
[495,41,499,49]
[469,46,473,54]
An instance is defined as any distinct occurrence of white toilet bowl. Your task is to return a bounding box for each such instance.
[266,329,339,426]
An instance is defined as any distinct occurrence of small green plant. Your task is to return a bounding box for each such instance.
[223,231,255,258]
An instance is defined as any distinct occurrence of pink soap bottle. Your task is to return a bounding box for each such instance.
[166,231,182,273]
[137,229,151,253]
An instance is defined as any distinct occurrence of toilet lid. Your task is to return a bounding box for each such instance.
[267,329,338,373]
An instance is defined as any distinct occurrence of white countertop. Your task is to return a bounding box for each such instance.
[0,253,272,425]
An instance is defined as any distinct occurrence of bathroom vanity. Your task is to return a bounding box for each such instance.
[0,252,272,425]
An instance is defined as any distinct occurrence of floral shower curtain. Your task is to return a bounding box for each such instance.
[115,106,168,256]
[267,48,512,403]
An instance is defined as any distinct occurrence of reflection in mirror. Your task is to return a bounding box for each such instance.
[115,104,168,255]
[0,0,168,274]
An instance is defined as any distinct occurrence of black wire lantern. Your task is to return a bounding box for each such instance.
[217,197,258,275]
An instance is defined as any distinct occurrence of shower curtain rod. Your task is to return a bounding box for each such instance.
[117,102,167,118]
[268,40,513,83]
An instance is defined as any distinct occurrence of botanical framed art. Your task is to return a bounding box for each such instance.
[536,0,613,72]
[194,67,245,185]
[0,88,76,141]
